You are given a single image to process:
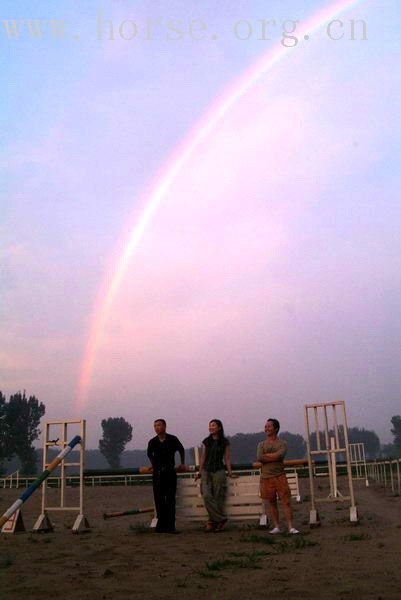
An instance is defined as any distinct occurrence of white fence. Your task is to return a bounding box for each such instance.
[0,468,301,496]
[1,470,19,489]
[0,473,152,488]
[367,458,401,494]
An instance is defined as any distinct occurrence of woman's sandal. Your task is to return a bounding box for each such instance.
[204,521,215,532]
[214,519,227,532]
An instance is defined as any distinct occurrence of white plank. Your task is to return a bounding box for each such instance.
[177,505,262,518]
[224,505,262,516]
[177,507,208,517]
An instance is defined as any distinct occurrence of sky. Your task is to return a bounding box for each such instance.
[1,1,400,450]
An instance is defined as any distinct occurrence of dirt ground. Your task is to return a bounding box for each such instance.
[0,477,400,600]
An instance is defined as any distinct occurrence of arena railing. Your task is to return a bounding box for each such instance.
[0,470,20,489]
[367,458,401,494]
[0,465,306,489]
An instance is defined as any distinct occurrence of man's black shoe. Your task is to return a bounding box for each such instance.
[167,529,181,534]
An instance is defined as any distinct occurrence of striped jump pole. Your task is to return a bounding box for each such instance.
[103,506,154,519]
[0,435,81,529]
[84,466,154,477]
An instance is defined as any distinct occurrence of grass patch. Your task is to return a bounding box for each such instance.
[237,521,261,531]
[343,533,371,542]
[331,516,350,525]
[240,534,278,545]
[240,534,290,554]
[197,570,223,579]
[241,533,319,554]
[206,558,240,571]
[128,522,151,535]
[229,550,270,559]
[203,550,274,573]
[292,536,318,549]
[0,556,14,569]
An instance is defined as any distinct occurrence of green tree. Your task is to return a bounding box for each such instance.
[228,430,306,463]
[6,391,45,474]
[380,443,397,458]
[99,417,133,468]
[0,391,9,473]
[347,427,381,459]
[310,426,380,459]
[390,415,401,455]
[228,432,264,463]
[279,431,307,459]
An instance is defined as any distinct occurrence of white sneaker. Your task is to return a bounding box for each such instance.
[289,527,300,534]
[269,527,281,534]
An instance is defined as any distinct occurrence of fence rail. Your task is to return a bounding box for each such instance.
[0,473,153,489]
[0,467,293,489]
[1,470,19,489]
[367,458,401,494]
[2,459,400,492]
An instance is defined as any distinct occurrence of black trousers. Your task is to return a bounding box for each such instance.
[152,469,177,532]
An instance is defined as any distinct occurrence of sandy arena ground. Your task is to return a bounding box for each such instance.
[0,477,400,600]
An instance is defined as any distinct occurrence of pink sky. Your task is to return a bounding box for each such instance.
[1,0,400,448]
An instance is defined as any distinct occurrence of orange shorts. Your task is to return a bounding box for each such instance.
[260,474,291,504]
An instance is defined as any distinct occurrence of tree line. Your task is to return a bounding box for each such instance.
[96,416,401,469]
[1,391,400,473]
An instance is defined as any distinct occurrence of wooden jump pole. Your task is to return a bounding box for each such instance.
[323,405,334,497]
[0,435,81,529]
[340,401,357,517]
[103,506,154,519]
[332,403,340,449]
[304,405,317,522]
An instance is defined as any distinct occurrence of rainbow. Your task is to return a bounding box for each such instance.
[76,0,365,413]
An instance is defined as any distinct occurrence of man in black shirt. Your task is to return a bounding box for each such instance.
[147,419,185,533]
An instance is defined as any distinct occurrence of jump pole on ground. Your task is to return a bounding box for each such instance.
[103,507,154,519]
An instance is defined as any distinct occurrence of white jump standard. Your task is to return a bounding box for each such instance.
[350,442,369,487]
[304,401,358,525]
[33,419,90,533]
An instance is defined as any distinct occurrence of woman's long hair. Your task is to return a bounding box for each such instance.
[209,419,225,444]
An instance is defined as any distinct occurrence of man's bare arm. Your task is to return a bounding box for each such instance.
[260,450,285,462]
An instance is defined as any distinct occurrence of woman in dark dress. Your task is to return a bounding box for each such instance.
[197,419,235,532]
